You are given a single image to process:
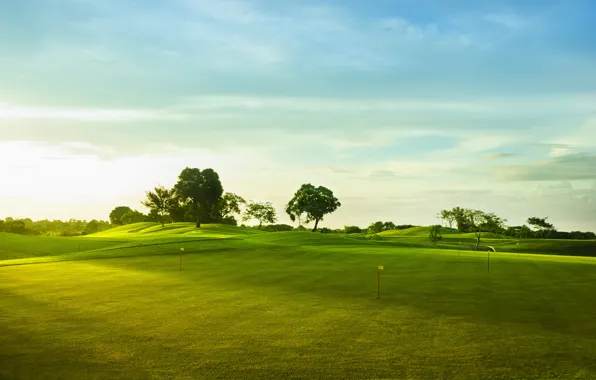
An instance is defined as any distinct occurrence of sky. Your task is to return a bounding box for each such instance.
[1,0,595,231]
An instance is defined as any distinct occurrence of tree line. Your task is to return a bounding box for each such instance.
[110,167,342,232]
[437,207,596,246]
[0,217,112,236]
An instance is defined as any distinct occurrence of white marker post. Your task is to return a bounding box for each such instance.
[377,265,384,299]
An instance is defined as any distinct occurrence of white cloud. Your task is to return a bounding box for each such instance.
[0,104,183,122]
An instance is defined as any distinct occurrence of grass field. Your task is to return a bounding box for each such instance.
[2,223,596,379]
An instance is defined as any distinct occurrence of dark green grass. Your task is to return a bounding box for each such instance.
[0,232,127,260]
[2,230,596,379]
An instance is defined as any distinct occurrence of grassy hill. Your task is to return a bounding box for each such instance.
[378,226,596,257]
[2,225,596,378]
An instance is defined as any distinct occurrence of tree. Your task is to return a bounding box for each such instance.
[382,221,396,231]
[429,225,443,244]
[464,209,507,249]
[243,201,277,228]
[438,209,455,229]
[120,210,147,225]
[213,192,246,222]
[368,221,384,234]
[174,167,224,228]
[84,220,100,235]
[285,184,341,232]
[141,185,174,227]
[109,206,132,226]
[527,217,554,238]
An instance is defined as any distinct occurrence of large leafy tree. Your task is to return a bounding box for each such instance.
[109,206,132,225]
[285,184,341,232]
[141,186,174,227]
[243,201,277,228]
[527,217,554,238]
[174,167,224,228]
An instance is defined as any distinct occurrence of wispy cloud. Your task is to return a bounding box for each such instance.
[0,104,182,121]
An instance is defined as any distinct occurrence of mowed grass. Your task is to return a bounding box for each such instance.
[2,225,596,379]
[0,232,126,260]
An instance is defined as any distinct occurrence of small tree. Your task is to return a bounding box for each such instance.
[429,225,443,244]
[141,185,174,227]
[382,221,396,231]
[243,201,277,228]
[464,210,507,249]
[109,206,133,226]
[286,184,341,232]
[368,221,384,234]
[84,220,100,235]
[438,210,455,229]
[214,192,246,222]
[527,217,554,238]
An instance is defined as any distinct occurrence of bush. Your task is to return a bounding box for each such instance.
[296,225,307,231]
[429,225,443,244]
[260,224,294,232]
[366,233,382,240]
[220,216,238,226]
[344,226,362,234]
[319,227,332,234]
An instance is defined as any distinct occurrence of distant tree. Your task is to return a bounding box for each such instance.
[0,219,5,232]
[109,206,133,226]
[84,220,100,235]
[382,221,396,231]
[439,209,457,229]
[120,210,147,225]
[429,225,443,244]
[243,201,277,228]
[285,184,341,232]
[518,225,533,239]
[451,207,471,232]
[213,192,246,222]
[141,185,174,227]
[464,210,507,249]
[527,217,555,238]
[368,221,384,234]
[344,226,362,234]
[174,167,224,228]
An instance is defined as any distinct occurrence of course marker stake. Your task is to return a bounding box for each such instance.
[180,248,184,271]
[377,265,384,299]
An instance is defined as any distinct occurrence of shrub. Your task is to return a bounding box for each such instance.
[319,227,332,234]
[260,224,294,232]
[429,225,443,244]
[344,226,362,234]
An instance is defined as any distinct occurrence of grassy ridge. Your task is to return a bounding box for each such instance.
[2,228,596,379]
[379,226,596,257]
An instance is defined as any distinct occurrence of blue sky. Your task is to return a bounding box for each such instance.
[1,0,595,230]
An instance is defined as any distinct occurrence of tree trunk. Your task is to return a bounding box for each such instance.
[312,219,320,232]
[475,233,481,250]
[194,202,201,228]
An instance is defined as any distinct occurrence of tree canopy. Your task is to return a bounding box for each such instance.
[174,167,224,228]
[243,201,277,227]
[285,184,341,232]
[527,217,555,238]
[109,206,132,226]
[141,186,174,227]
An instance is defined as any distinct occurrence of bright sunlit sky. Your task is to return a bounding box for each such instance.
[1,0,595,230]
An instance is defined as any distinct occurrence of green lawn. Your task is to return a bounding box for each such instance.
[2,224,596,379]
